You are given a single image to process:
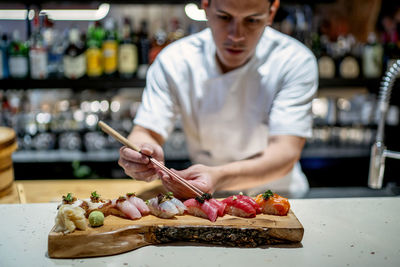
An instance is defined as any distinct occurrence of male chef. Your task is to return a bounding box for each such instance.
[118,0,318,199]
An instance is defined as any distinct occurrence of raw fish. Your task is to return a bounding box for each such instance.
[254,190,290,216]
[222,196,256,218]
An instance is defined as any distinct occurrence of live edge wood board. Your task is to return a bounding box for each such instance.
[48,210,304,258]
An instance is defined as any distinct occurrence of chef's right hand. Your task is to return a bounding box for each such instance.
[118,144,165,182]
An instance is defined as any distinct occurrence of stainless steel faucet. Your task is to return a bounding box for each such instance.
[368,59,400,189]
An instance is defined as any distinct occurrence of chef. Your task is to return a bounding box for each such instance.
[118,0,318,199]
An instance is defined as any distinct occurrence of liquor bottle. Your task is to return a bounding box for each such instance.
[317,35,335,79]
[0,34,10,79]
[63,28,86,79]
[137,20,151,79]
[8,30,29,79]
[86,22,104,77]
[149,23,167,65]
[167,18,185,43]
[118,17,138,78]
[44,16,65,78]
[29,13,48,80]
[362,32,383,78]
[337,35,360,79]
[102,18,118,76]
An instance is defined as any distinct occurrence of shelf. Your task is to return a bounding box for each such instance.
[0,0,336,5]
[0,77,146,90]
[318,78,381,89]
[0,77,384,90]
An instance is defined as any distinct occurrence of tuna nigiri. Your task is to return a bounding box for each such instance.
[222,195,257,218]
[254,190,290,216]
[126,193,150,215]
[184,193,219,222]
[237,193,262,214]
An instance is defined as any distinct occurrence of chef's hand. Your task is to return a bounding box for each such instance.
[118,144,165,182]
[159,164,217,199]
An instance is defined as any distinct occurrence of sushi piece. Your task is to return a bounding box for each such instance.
[208,198,226,217]
[115,196,142,220]
[254,190,290,216]
[184,194,219,222]
[237,193,262,214]
[126,193,150,215]
[222,195,257,218]
[164,192,187,215]
[80,191,113,217]
[146,194,180,219]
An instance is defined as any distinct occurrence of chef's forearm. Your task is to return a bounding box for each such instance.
[128,125,165,146]
[213,136,305,191]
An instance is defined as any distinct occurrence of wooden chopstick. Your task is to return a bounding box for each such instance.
[98,121,204,197]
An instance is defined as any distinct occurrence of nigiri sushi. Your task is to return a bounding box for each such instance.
[208,198,226,217]
[126,193,150,215]
[254,190,290,216]
[146,193,180,219]
[116,196,142,220]
[237,193,262,214]
[184,193,219,222]
[222,195,257,218]
[165,192,187,215]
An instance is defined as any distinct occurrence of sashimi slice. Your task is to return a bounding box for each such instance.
[208,199,226,217]
[126,194,150,215]
[116,197,142,220]
[237,194,262,214]
[222,196,256,218]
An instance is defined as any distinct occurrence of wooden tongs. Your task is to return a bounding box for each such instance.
[98,121,204,197]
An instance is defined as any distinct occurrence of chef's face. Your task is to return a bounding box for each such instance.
[203,0,279,73]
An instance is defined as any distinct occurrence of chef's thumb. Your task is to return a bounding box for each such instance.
[140,144,154,157]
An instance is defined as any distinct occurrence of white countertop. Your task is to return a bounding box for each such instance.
[0,197,399,267]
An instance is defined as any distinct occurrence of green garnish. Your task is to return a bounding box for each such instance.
[239,192,243,196]
[126,192,136,197]
[90,191,101,202]
[117,196,126,203]
[145,200,149,205]
[233,196,238,200]
[262,190,274,200]
[62,193,76,203]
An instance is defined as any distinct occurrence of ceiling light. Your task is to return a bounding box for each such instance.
[184,3,207,21]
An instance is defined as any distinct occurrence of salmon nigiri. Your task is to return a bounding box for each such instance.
[222,195,257,218]
[255,190,290,216]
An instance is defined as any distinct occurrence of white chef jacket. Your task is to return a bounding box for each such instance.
[134,27,318,198]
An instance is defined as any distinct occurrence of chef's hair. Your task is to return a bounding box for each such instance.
[208,0,275,5]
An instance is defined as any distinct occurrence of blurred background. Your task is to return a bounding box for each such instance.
[0,0,399,192]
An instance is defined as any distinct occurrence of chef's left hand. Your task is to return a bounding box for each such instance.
[159,164,217,199]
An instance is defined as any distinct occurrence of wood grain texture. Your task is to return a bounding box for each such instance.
[48,210,304,258]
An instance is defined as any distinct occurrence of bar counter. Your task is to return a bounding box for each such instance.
[0,180,399,266]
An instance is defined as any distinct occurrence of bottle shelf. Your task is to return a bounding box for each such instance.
[0,77,382,90]
[0,77,146,90]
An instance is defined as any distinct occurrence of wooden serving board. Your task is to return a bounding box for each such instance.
[48,210,304,258]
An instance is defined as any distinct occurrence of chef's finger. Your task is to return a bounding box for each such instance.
[120,146,149,164]
[128,168,157,181]
[118,158,152,172]
[139,144,155,157]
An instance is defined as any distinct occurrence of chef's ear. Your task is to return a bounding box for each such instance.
[201,0,210,11]
[267,0,280,26]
